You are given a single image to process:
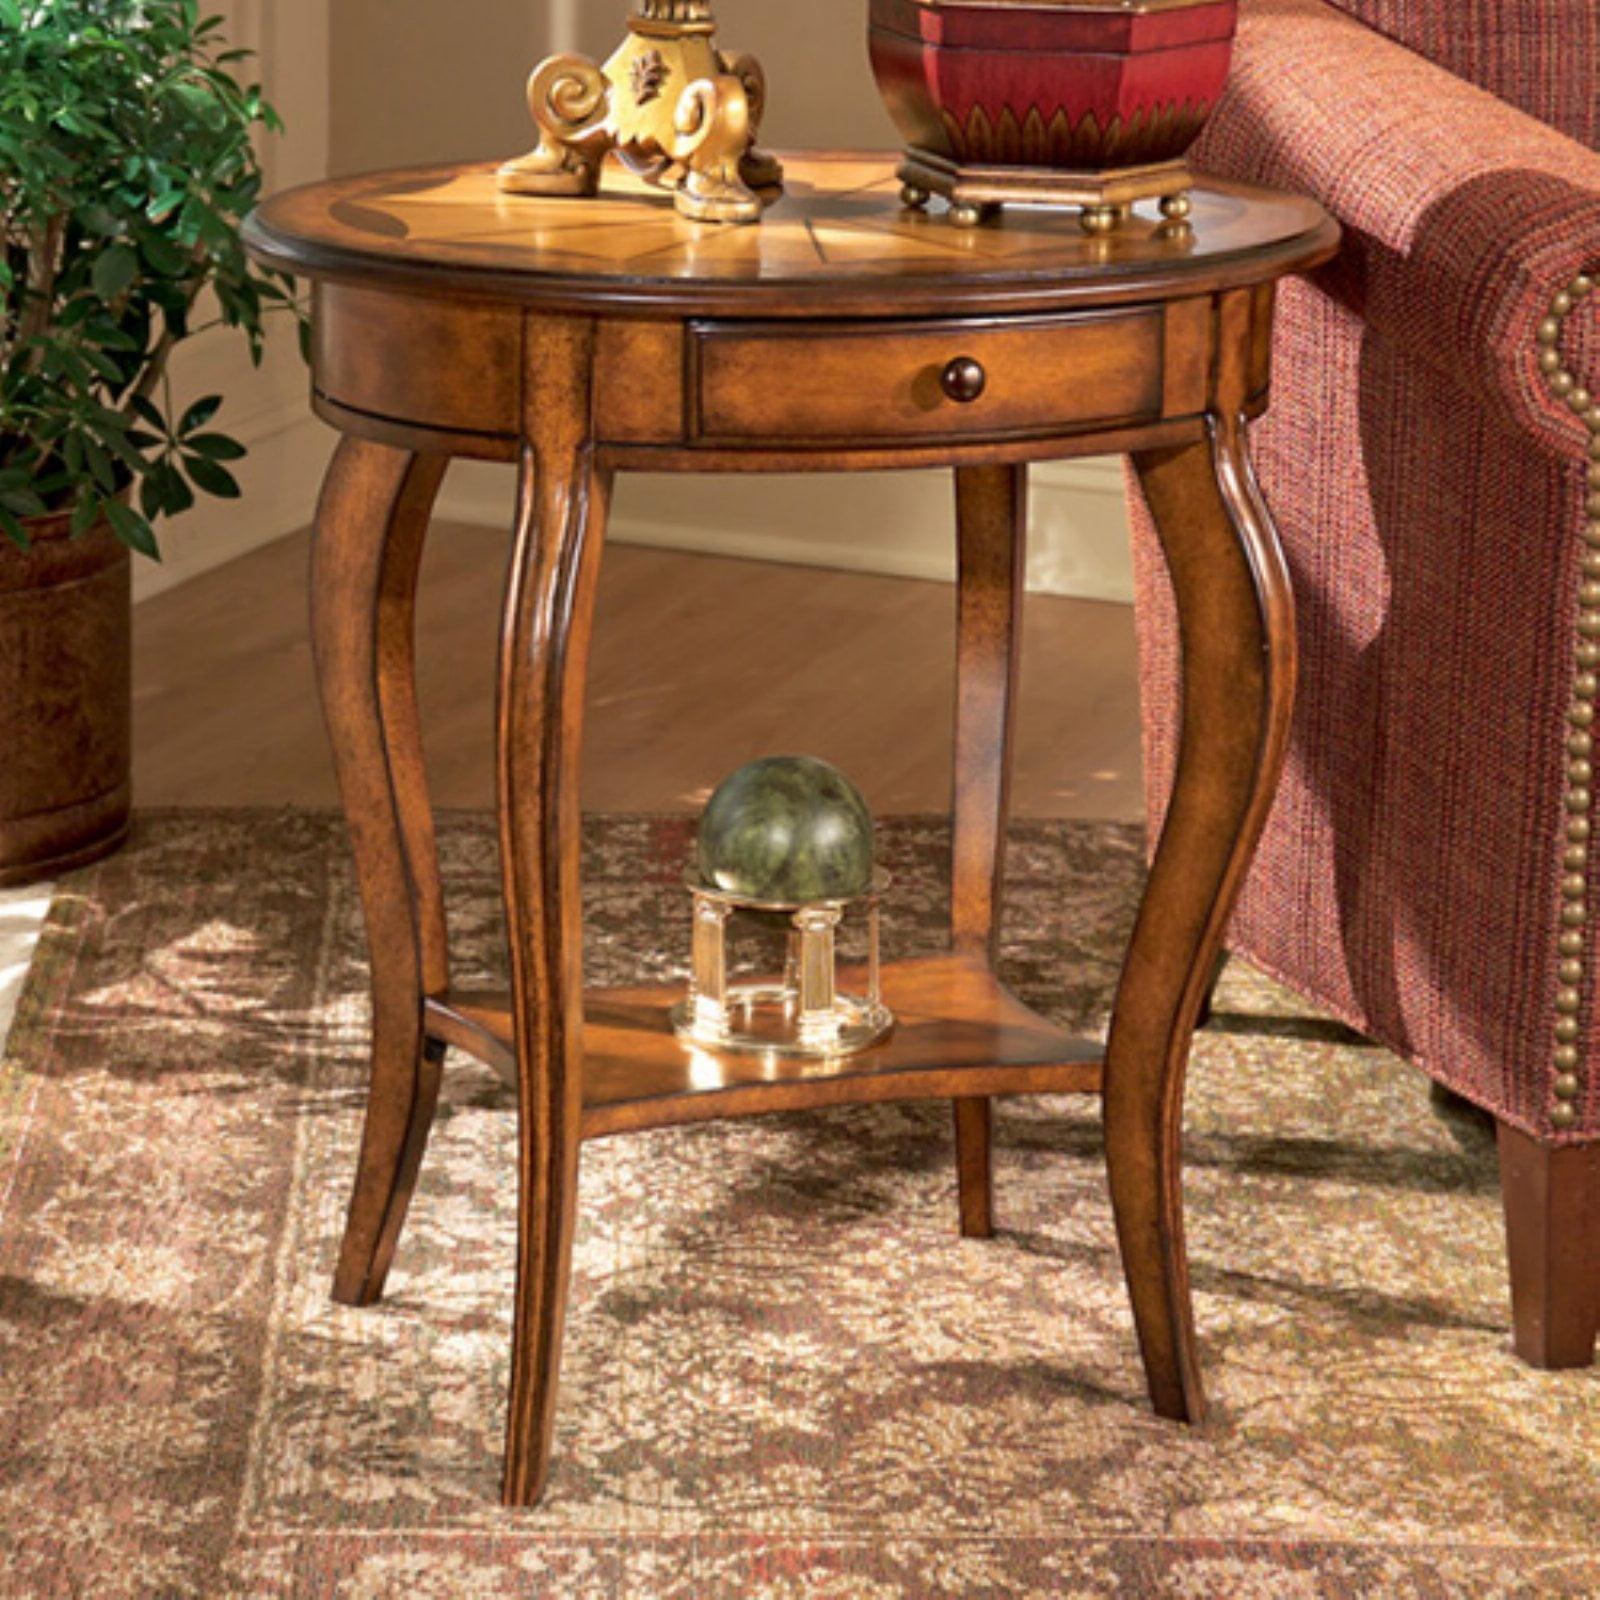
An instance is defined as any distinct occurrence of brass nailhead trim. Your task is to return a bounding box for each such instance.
[1542,270,1600,1130]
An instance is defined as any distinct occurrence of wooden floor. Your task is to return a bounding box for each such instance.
[133,528,1143,821]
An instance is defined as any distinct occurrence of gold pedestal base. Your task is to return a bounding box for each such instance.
[498,1,781,225]
[673,875,894,1059]
[897,148,1195,234]
[671,984,894,1059]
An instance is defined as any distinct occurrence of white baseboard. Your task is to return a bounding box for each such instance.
[435,457,1133,603]
[1026,459,1135,603]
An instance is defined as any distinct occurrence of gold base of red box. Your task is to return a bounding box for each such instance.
[897,147,1197,231]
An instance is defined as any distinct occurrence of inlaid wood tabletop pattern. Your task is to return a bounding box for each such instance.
[244,151,1334,317]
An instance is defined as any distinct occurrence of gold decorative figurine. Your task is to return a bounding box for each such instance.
[673,756,894,1059]
[499,0,782,225]
[671,875,894,1059]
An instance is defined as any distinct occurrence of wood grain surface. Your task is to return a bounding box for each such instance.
[244,152,1337,318]
[253,151,1336,1503]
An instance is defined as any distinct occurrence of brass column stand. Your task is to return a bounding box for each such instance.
[498,0,782,224]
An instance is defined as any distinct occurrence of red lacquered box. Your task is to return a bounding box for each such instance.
[868,0,1239,229]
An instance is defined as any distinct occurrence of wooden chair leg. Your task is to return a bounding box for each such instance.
[1497,1122,1600,1368]
[497,316,610,1507]
[1107,408,1298,1425]
[953,1098,995,1239]
[949,463,1026,1238]
[311,439,451,1308]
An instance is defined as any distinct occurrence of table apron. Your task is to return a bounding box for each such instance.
[309,283,1274,468]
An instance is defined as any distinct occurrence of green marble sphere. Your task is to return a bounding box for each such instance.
[696,755,875,904]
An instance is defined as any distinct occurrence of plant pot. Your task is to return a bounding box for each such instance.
[868,0,1239,228]
[0,507,131,885]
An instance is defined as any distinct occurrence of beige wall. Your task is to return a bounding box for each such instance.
[331,4,541,174]
[579,0,895,150]
[332,0,894,174]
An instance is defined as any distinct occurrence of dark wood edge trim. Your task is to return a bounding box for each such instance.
[311,387,1211,468]
[314,390,520,463]
[581,1061,1103,1139]
[686,410,1164,453]
[599,414,1207,473]
[246,213,1342,321]
[687,307,1158,345]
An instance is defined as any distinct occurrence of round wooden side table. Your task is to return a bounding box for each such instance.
[245,153,1338,1507]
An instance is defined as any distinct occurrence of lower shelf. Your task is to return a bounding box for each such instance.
[427,955,1102,1138]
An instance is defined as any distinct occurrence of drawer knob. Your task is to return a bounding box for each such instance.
[940,356,987,404]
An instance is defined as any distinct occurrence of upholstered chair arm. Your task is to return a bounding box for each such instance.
[1199,0,1600,458]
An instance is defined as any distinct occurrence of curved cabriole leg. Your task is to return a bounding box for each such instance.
[950,464,1028,1239]
[499,316,610,1508]
[954,1098,995,1238]
[1107,417,1297,1424]
[312,439,451,1308]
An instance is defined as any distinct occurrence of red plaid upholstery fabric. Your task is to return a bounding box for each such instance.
[1330,0,1600,149]
[1129,0,1600,1141]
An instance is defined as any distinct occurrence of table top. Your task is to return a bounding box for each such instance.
[244,151,1337,320]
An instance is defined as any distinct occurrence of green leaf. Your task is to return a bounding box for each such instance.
[147,190,184,225]
[82,437,118,493]
[178,395,222,435]
[161,467,195,516]
[140,461,193,519]
[185,455,240,499]
[184,431,246,461]
[0,486,48,517]
[0,0,294,535]
[0,508,29,552]
[128,394,169,434]
[91,244,139,302]
[137,230,190,277]
[104,499,161,558]
[70,495,101,537]
[95,420,149,475]
[83,345,128,385]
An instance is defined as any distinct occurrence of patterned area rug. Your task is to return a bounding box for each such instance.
[0,812,1597,1599]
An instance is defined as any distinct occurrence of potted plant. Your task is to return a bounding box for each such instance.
[0,0,297,883]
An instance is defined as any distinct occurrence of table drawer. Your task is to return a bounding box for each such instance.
[689,310,1166,446]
